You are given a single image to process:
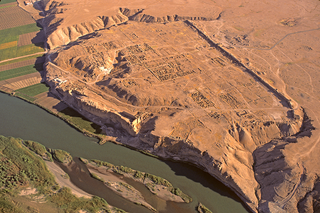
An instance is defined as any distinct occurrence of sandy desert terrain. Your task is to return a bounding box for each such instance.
[23,0,320,212]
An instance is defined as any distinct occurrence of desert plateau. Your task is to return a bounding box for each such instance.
[1,0,320,212]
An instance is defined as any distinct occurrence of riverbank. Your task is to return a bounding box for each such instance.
[0,135,124,213]
[0,87,248,213]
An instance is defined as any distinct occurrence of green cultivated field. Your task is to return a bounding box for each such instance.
[0,4,16,9]
[15,83,49,97]
[0,64,39,81]
[0,23,41,44]
[0,23,44,61]
[0,0,16,5]
[0,43,44,61]
[0,54,44,66]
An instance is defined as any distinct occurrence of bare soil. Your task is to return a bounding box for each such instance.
[33,0,320,212]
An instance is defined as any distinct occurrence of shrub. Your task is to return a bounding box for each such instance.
[133,171,144,179]
[119,165,133,173]
[197,203,213,213]
[145,173,172,187]
[0,136,55,192]
[90,173,104,182]
[52,149,72,163]
[171,187,182,196]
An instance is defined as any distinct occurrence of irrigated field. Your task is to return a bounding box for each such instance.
[0,64,42,81]
[0,41,44,61]
[18,31,40,46]
[0,5,35,30]
[0,3,63,112]
[0,0,16,5]
[14,83,49,102]
[0,23,41,44]
[15,83,49,97]
[0,53,44,66]
[0,57,41,71]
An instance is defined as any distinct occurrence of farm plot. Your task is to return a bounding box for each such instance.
[0,64,41,81]
[0,6,35,30]
[0,54,44,66]
[0,57,39,71]
[17,43,44,56]
[0,41,17,50]
[14,83,49,102]
[15,83,49,97]
[0,4,16,9]
[0,43,44,61]
[18,31,42,46]
[0,23,41,44]
[0,0,16,6]
[1,72,43,90]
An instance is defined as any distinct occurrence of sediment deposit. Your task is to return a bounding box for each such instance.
[34,0,320,212]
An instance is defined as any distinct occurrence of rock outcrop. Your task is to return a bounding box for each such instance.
[40,0,221,49]
[43,18,308,212]
[40,0,320,212]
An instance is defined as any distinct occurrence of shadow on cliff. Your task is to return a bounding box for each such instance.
[59,107,103,134]
[162,158,250,211]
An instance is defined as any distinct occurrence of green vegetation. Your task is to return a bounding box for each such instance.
[23,140,46,156]
[0,23,41,44]
[133,171,144,179]
[0,64,39,81]
[144,173,172,187]
[0,0,16,5]
[0,136,127,213]
[23,140,52,161]
[12,92,36,102]
[0,46,17,60]
[91,159,114,168]
[171,187,182,196]
[197,202,213,213]
[112,165,135,175]
[0,135,56,192]
[0,43,44,61]
[16,43,44,56]
[113,207,127,213]
[58,107,103,134]
[88,158,192,202]
[0,54,44,66]
[52,149,73,164]
[139,150,159,158]
[119,165,134,173]
[15,83,49,97]
[49,187,111,213]
[119,182,133,190]
[171,187,192,203]
[79,157,89,164]
[0,4,16,9]
[0,196,24,213]
[90,173,104,182]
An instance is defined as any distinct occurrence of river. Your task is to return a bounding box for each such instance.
[0,92,248,213]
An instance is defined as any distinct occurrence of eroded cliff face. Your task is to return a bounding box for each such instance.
[43,18,308,212]
[40,0,221,49]
[41,0,320,212]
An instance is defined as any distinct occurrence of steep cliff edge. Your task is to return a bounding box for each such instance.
[40,0,320,212]
[43,18,309,211]
[40,0,221,49]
